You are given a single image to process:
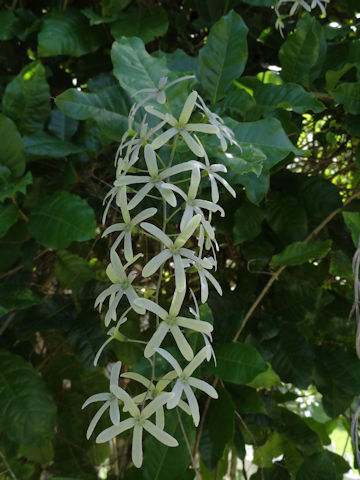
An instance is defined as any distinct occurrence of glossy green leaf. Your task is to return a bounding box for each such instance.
[233,201,264,244]
[55,250,94,291]
[343,211,360,246]
[0,10,16,40]
[279,15,321,87]
[111,7,169,44]
[28,191,96,249]
[0,204,18,238]
[0,114,26,177]
[199,388,234,470]
[38,10,106,57]
[332,82,360,114]
[223,145,265,176]
[102,0,132,16]
[24,131,83,157]
[237,171,270,204]
[265,192,308,243]
[296,451,336,480]
[212,343,267,384]
[320,346,360,395]
[0,169,32,202]
[270,240,332,268]
[199,10,248,104]
[56,85,132,141]
[0,282,43,317]
[298,176,342,219]
[143,409,195,480]
[253,432,284,468]
[2,61,50,135]
[247,364,281,388]
[230,385,266,414]
[0,349,56,446]
[48,108,79,140]
[226,117,303,170]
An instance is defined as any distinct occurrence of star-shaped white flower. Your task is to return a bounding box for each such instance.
[121,371,191,429]
[114,144,194,209]
[155,346,218,426]
[102,187,157,261]
[134,288,213,360]
[95,251,145,326]
[96,388,178,468]
[147,91,219,157]
[310,0,329,15]
[192,157,236,203]
[82,361,122,439]
[141,214,212,292]
[133,75,195,106]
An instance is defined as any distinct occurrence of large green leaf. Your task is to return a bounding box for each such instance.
[212,343,267,384]
[0,10,16,40]
[0,204,18,238]
[56,85,131,141]
[233,201,264,244]
[199,10,248,104]
[0,115,26,178]
[298,176,342,219]
[226,117,302,170]
[199,388,234,470]
[0,282,43,317]
[265,192,308,243]
[279,15,321,87]
[0,168,32,201]
[111,7,169,44]
[320,346,360,395]
[28,191,96,249]
[236,171,270,204]
[0,349,56,446]
[332,82,360,114]
[143,410,195,480]
[48,108,79,140]
[38,10,106,57]
[253,432,284,468]
[24,131,83,157]
[270,240,332,268]
[55,250,94,291]
[111,37,168,101]
[2,61,50,135]
[296,451,336,480]
[343,211,360,246]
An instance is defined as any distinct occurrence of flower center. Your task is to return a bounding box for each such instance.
[165,314,177,325]
[169,245,180,254]
[119,279,130,289]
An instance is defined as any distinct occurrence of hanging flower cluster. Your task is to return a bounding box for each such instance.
[82,76,238,468]
[274,0,329,35]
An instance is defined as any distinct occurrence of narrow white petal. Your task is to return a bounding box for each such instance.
[87,402,110,439]
[180,130,204,157]
[155,347,182,376]
[161,162,195,179]
[178,399,192,416]
[158,183,177,207]
[175,214,201,248]
[102,223,126,237]
[110,361,122,386]
[110,250,127,281]
[156,371,178,391]
[140,222,173,248]
[186,123,219,134]
[128,183,154,210]
[134,298,167,320]
[180,204,194,232]
[144,322,170,358]
[142,249,172,277]
[209,174,219,203]
[156,407,165,429]
[188,167,201,199]
[118,187,131,224]
[94,336,113,366]
[94,285,119,310]
[151,128,178,150]
[142,393,174,419]
[199,270,209,303]
[105,291,124,327]
[114,175,150,187]
[82,393,111,409]
[188,377,218,398]
[110,398,120,424]
[167,379,184,408]
[110,385,139,417]
[144,105,168,121]
[169,288,186,317]
[132,425,143,468]
[171,325,194,361]
[203,269,223,296]
[132,207,157,226]
[184,384,200,426]
[194,199,225,216]
[125,286,145,314]
[121,372,151,388]
[176,316,213,334]
[144,144,159,177]
[96,417,135,443]
[124,231,133,262]
[143,420,178,447]
[213,173,236,198]
[173,254,186,292]
[183,346,211,377]
[179,91,197,125]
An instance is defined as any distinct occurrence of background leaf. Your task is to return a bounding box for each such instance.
[0,114,26,177]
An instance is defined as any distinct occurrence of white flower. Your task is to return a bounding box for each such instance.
[147,91,219,157]
[173,166,224,237]
[191,259,222,304]
[121,371,191,428]
[82,361,122,439]
[102,187,157,261]
[96,388,178,468]
[114,144,194,209]
[95,251,145,326]
[192,157,236,203]
[141,215,212,292]
[310,0,329,15]
[134,289,213,360]
[134,75,195,106]
[155,346,218,426]
[189,289,216,365]
[276,0,311,15]
[196,95,239,152]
